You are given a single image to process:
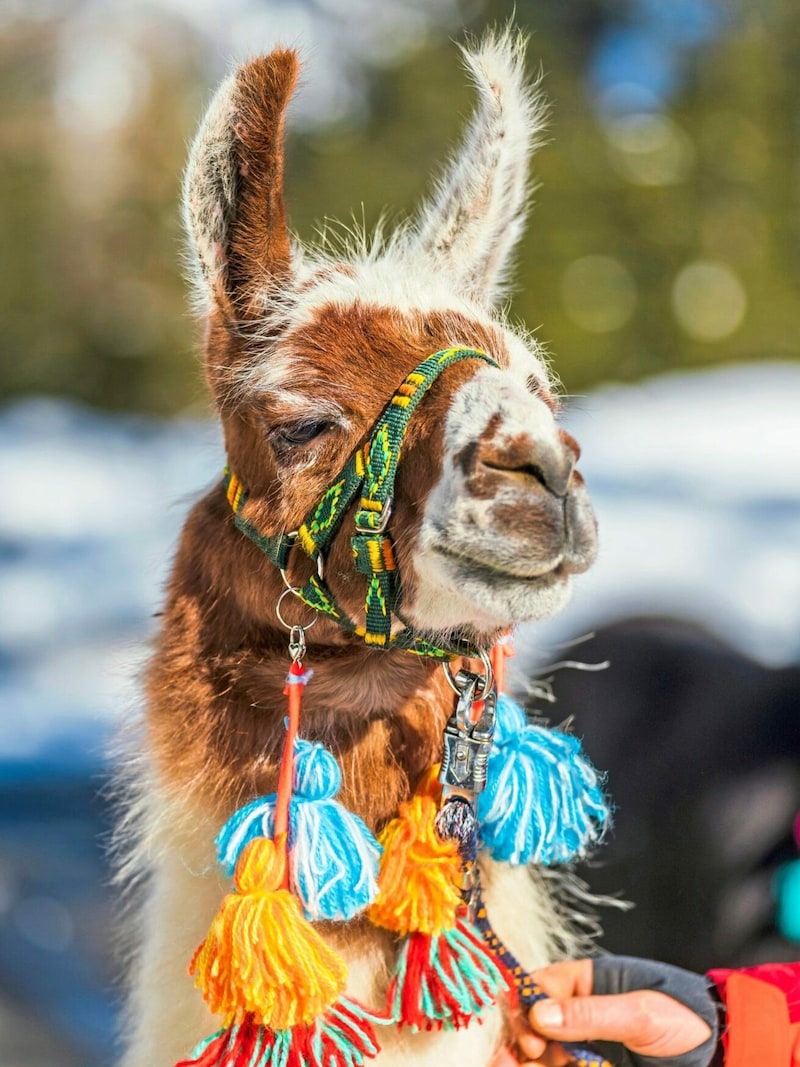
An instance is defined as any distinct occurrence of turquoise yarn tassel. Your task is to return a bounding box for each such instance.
[387,919,509,1032]
[215,739,381,921]
[477,693,610,866]
[775,858,800,942]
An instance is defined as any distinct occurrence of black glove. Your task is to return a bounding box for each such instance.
[590,955,720,1067]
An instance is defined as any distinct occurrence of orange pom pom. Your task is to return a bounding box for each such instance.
[190,837,346,1030]
[368,795,462,936]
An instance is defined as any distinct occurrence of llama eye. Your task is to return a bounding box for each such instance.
[272,420,331,450]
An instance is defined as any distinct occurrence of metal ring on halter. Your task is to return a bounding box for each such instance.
[279,555,324,594]
[442,647,494,696]
[275,586,319,631]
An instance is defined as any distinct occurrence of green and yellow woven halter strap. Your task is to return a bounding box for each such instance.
[224,346,497,659]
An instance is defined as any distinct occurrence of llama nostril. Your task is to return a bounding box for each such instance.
[517,463,549,490]
[480,450,575,498]
[534,454,575,498]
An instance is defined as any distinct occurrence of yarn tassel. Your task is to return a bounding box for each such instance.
[369,794,509,1031]
[215,738,381,922]
[477,693,610,866]
[176,1000,383,1067]
[177,655,385,1067]
[190,836,347,1029]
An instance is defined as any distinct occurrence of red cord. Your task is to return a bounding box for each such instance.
[275,659,305,888]
[490,638,514,695]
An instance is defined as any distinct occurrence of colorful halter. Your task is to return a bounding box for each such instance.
[224,347,497,660]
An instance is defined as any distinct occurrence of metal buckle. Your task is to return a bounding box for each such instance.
[443,647,493,696]
[354,495,393,534]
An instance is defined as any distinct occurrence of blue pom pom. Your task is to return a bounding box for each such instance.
[215,795,276,877]
[477,693,610,866]
[292,738,341,800]
[214,738,381,922]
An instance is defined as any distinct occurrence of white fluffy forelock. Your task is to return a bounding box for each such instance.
[239,247,554,401]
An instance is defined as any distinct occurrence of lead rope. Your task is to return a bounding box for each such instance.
[454,646,613,1067]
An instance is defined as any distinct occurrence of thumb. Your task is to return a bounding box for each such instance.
[530,990,712,1057]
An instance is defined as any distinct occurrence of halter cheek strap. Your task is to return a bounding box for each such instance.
[224,347,497,660]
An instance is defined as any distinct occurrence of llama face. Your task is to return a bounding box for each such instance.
[412,361,597,632]
[183,33,597,640]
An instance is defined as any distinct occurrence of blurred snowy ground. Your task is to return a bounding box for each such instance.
[0,362,798,1062]
[521,361,800,672]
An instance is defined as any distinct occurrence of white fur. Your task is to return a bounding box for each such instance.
[408,28,546,306]
[410,366,575,631]
[182,74,239,313]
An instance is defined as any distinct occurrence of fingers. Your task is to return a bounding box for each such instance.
[529,959,595,1001]
[515,1034,572,1066]
[529,989,713,1057]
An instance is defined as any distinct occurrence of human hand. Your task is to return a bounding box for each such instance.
[514,957,718,1067]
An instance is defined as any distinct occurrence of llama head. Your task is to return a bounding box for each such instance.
[183,31,597,643]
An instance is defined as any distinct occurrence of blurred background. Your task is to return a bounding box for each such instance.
[1,0,799,1063]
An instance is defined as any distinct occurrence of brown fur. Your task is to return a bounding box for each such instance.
[148,302,509,826]
[126,40,598,1067]
[226,52,298,316]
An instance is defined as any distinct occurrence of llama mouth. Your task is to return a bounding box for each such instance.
[435,546,567,586]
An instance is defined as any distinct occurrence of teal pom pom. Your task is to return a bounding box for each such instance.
[775,858,800,942]
[289,740,381,921]
[477,693,610,865]
[214,739,381,922]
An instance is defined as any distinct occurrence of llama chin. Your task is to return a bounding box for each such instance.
[409,549,575,634]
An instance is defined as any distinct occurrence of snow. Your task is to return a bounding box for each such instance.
[2,363,799,762]
[528,363,800,667]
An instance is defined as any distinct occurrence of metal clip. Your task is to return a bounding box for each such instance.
[439,670,496,796]
[288,624,306,663]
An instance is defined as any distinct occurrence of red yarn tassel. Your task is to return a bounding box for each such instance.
[175,1000,384,1067]
[386,917,512,1032]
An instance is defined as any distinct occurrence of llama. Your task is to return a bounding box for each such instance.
[119,29,600,1067]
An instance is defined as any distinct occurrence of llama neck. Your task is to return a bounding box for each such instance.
[147,487,455,829]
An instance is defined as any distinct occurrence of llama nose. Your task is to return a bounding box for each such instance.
[476,427,578,498]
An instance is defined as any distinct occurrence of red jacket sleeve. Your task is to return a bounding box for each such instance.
[708,963,800,1067]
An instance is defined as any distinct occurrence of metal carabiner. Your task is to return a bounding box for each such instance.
[439,670,497,796]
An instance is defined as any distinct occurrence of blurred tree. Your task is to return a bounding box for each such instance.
[0,0,797,413]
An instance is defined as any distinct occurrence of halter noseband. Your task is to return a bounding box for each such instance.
[224,347,497,660]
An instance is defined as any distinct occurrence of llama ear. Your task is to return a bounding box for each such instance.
[182,50,299,320]
[408,30,546,307]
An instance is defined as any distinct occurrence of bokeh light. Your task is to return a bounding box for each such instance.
[671,260,747,342]
[561,255,637,334]
[604,112,695,186]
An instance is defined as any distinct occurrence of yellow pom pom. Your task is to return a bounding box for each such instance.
[190,838,347,1030]
[368,795,462,936]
